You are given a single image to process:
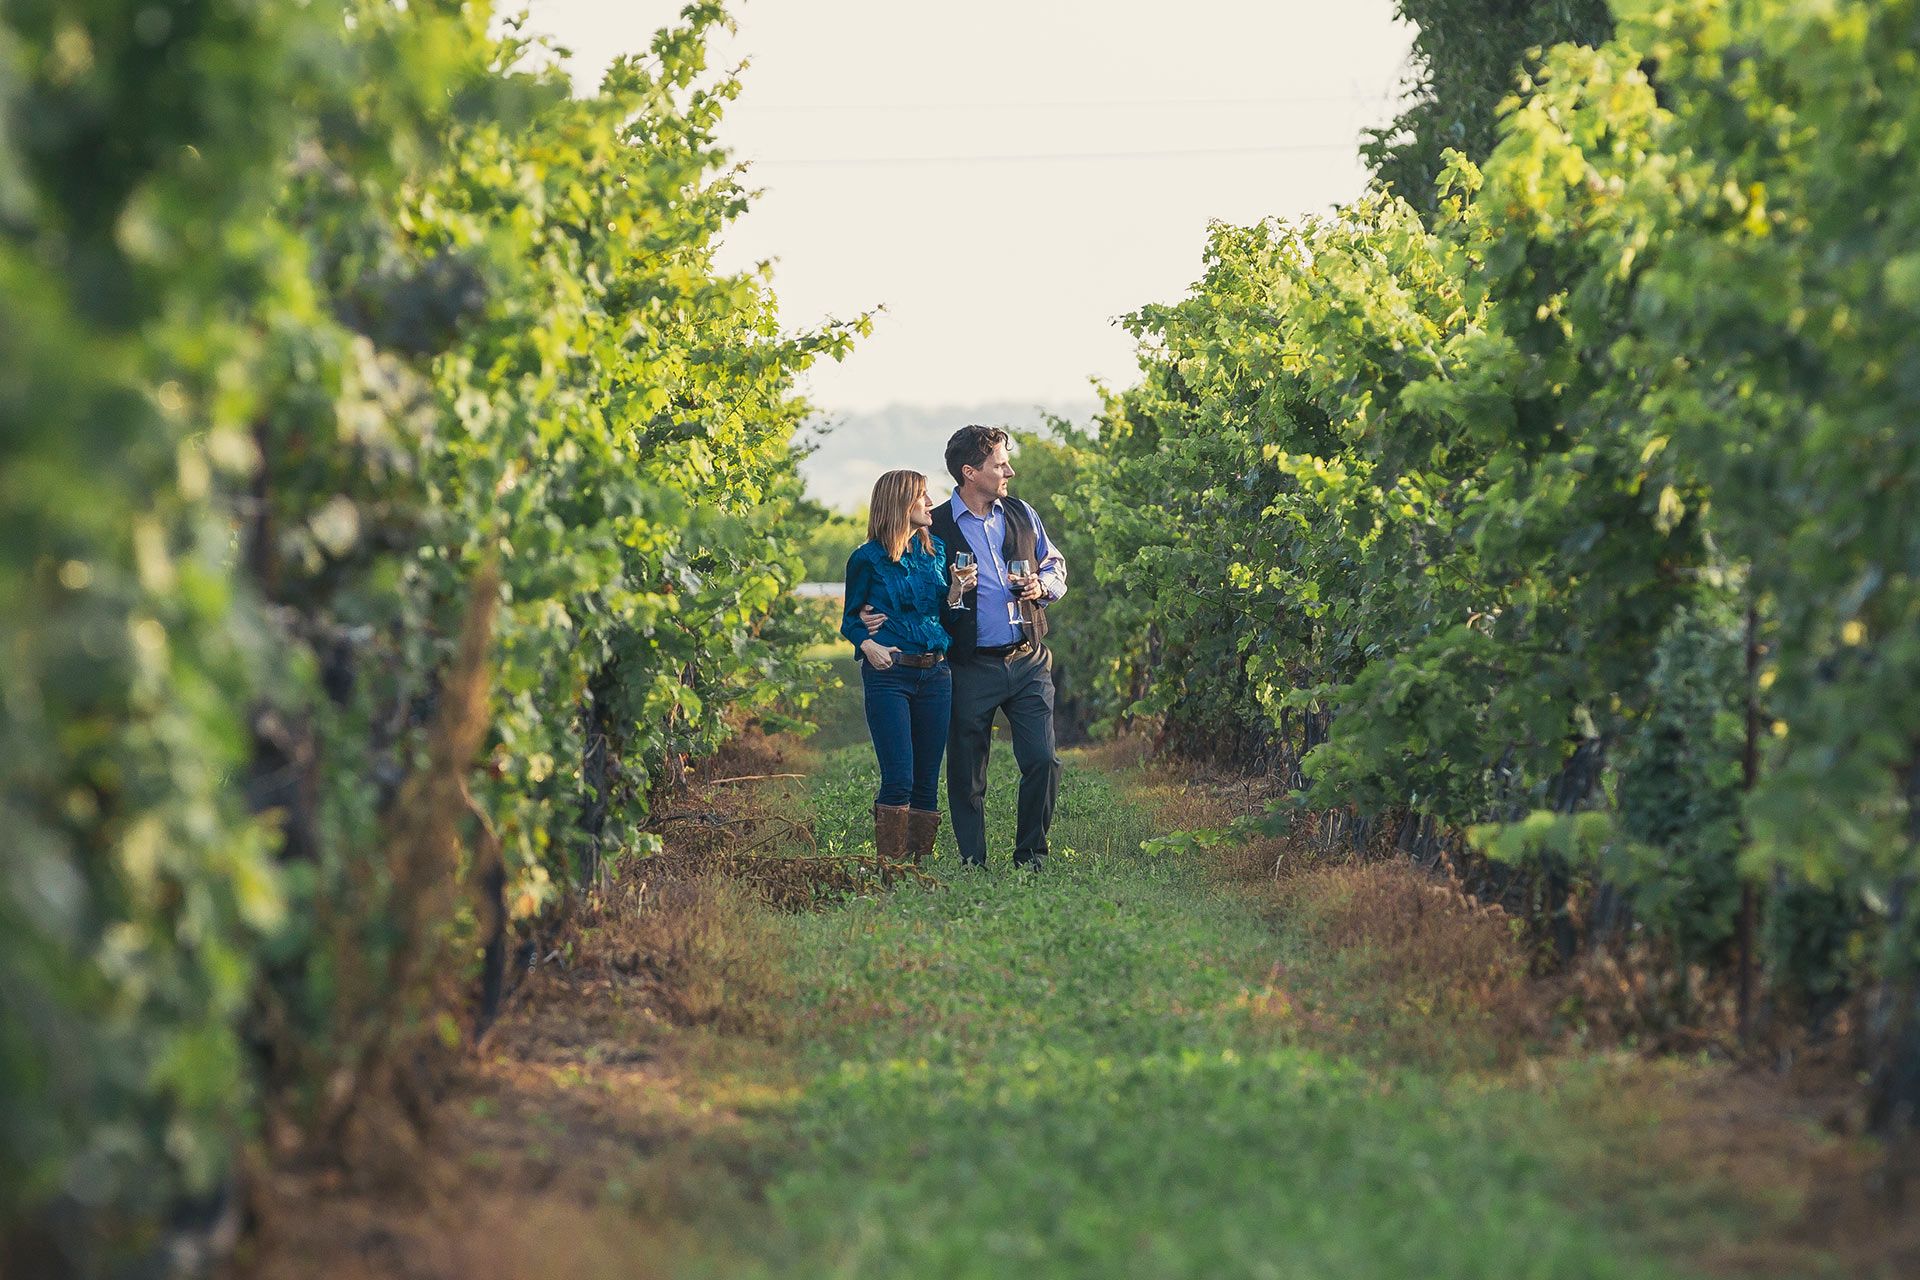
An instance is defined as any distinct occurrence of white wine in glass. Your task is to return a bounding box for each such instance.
[952,552,974,610]
[1008,559,1035,627]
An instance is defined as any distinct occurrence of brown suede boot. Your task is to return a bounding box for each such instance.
[905,808,941,863]
[872,803,911,861]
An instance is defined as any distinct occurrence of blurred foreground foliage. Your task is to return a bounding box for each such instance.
[0,0,859,1270]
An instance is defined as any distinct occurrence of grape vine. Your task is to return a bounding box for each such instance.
[1,1,859,1267]
[1065,0,1920,1126]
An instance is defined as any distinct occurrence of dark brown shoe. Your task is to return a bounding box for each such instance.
[905,808,941,862]
[872,803,911,860]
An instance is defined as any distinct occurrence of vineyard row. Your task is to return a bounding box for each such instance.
[2,1,854,1267]
[1035,0,1920,1129]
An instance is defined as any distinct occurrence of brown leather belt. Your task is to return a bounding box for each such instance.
[885,651,944,669]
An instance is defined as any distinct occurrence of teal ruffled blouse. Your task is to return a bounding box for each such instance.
[840,536,952,657]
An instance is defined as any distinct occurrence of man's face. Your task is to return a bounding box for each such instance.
[967,442,1015,498]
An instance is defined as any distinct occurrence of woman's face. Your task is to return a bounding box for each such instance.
[907,488,933,528]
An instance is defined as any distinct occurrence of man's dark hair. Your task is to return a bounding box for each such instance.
[946,424,1009,487]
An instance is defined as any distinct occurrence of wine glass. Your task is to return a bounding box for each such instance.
[952,551,974,610]
[1008,559,1035,620]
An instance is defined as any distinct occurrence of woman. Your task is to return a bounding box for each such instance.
[840,470,975,862]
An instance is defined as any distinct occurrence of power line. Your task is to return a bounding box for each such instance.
[747,140,1362,168]
[729,93,1400,113]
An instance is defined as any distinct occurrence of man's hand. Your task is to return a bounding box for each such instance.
[859,605,887,633]
[1013,575,1046,603]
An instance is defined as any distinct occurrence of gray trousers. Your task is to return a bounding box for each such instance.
[946,644,1062,866]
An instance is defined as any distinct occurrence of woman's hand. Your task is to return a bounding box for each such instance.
[860,639,903,670]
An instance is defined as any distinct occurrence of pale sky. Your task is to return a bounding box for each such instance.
[518,1,1414,415]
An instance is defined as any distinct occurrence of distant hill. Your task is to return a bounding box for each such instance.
[797,400,1098,512]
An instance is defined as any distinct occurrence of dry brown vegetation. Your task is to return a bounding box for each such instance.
[235,730,815,1280]
[576,873,790,1033]
[1116,744,1537,1067]
[632,726,933,910]
[1570,1058,1920,1279]
[1265,861,1537,1065]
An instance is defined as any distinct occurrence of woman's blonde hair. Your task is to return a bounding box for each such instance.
[868,469,934,562]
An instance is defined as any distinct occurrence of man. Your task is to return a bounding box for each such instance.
[862,425,1067,869]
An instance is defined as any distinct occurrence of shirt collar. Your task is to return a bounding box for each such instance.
[949,490,1002,521]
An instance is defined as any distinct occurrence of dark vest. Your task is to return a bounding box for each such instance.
[930,497,1050,659]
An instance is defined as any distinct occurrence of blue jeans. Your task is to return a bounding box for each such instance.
[861,659,953,809]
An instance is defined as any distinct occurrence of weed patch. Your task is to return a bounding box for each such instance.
[578,874,790,1035]
[1273,861,1537,1068]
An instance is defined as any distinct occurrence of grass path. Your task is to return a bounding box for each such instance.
[250,658,1859,1279]
[666,727,1740,1279]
